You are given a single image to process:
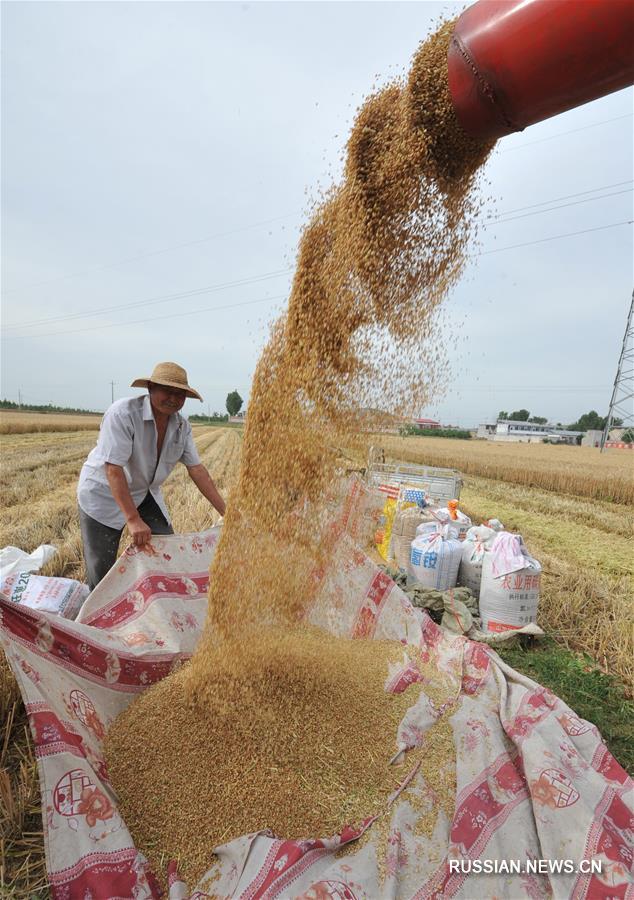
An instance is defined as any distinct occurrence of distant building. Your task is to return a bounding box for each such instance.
[414,418,441,429]
[477,419,583,445]
[476,422,497,439]
[228,410,247,424]
[581,429,603,448]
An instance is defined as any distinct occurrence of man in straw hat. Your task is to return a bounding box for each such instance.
[77,362,226,590]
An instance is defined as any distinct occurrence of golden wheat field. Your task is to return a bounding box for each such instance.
[0,425,242,895]
[377,436,634,688]
[1,426,632,895]
[382,435,634,504]
[0,411,103,434]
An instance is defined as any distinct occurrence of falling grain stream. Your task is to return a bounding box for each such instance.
[105,19,493,886]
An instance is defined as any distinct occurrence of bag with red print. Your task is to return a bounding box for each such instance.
[0,571,89,620]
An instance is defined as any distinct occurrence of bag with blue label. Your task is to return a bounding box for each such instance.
[409,522,462,590]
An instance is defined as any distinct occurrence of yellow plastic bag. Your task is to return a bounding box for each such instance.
[375,497,397,561]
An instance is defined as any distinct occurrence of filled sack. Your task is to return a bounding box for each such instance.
[435,501,472,541]
[458,521,505,599]
[410,523,462,591]
[0,571,89,620]
[392,506,427,573]
[479,532,541,632]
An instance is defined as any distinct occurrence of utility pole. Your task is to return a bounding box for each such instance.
[18,389,22,409]
[601,291,634,452]
[110,381,115,404]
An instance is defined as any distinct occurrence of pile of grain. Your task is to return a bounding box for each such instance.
[106,15,492,885]
[105,629,446,887]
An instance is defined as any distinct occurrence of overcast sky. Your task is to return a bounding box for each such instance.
[2,1,632,427]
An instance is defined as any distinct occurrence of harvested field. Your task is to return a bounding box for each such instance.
[367,436,633,693]
[0,426,241,897]
[0,426,240,584]
[381,435,634,505]
[0,411,103,434]
[2,425,632,894]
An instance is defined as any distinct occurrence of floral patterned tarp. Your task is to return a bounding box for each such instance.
[1,496,632,900]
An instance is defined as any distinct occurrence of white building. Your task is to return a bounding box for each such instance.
[477,420,583,445]
[581,429,603,448]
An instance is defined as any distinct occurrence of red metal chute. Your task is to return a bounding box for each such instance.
[448,0,634,141]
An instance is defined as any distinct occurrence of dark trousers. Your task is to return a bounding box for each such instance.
[79,493,173,591]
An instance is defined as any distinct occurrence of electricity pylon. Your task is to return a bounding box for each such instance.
[601,290,634,451]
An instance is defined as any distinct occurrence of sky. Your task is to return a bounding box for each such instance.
[1,0,633,428]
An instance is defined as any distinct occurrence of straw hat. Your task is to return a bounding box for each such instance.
[131,362,203,401]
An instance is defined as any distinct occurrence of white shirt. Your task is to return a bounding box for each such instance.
[77,395,201,529]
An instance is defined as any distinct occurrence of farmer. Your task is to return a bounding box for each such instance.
[77,361,226,590]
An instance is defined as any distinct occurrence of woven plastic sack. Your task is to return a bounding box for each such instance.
[410,524,462,590]
[480,532,541,632]
[458,523,504,600]
[392,507,426,573]
[435,506,472,541]
[0,571,89,620]
[0,544,57,578]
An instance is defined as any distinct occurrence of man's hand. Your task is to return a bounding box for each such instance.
[127,514,153,546]
[105,463,153,546]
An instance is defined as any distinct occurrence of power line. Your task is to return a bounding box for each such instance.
[2,267,293,330]
[3,219,632,342]
[492,180,632,217]
[2,293,287,341]
[2,212,300,296]
[499,113,633,153]
[5,179,631,333]
[478,219,632,256]
[458,386,610,392]
[485,188,632,227]
[482,188,632,228]
[460,384,610,388]
[3,115,630,296]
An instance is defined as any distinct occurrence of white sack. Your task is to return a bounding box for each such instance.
[0,543,57,578]
[434,507,472,541]
[480,532,541,632]
[0,571,89,620]
[410,524,462,590]
[458,524,504,599]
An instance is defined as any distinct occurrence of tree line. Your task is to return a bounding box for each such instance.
[399,425,472,439]
[1,390,245,420]
[0,399,103,415]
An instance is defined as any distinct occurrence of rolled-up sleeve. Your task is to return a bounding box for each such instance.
[99,407,134,466]
[181,425,201,467]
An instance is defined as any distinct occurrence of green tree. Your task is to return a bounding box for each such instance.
[529,416,548,424]
[225,390,243,417]
[620,428,634,443]
[497,410,509,421]
[566,411,624,431]
[509,409,530,421]
[568,410,604,431]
